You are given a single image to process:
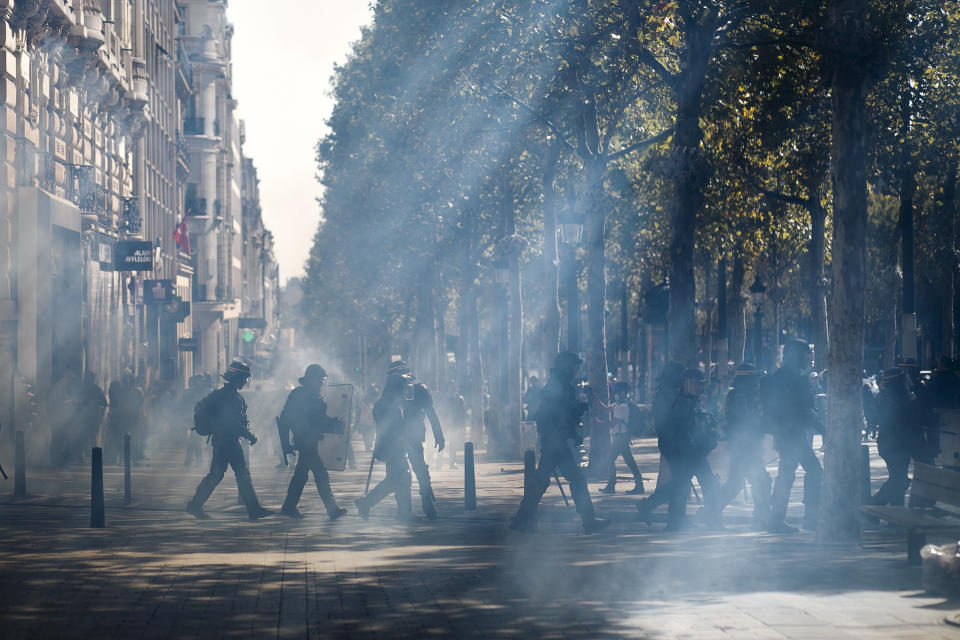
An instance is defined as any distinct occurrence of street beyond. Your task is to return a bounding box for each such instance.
[1,439,958,639]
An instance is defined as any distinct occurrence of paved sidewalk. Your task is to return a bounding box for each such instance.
[0,437,958,638]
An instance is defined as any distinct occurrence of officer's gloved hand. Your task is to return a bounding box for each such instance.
[247,434,258,445]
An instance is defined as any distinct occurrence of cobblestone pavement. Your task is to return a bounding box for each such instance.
[1,435,959,639]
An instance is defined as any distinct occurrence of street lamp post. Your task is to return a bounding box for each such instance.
[558,209,584,354]
[750,274,767,368]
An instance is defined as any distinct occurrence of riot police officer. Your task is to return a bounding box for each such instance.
[402,369,445,519]
[765,338,822,533]
[706,363,771,528]
[510,351,609,534]
[186,361,272,521]
[658,368,718,531]
[278,364,348,520]
[636,361,687,518]
[870,367,937,506]
[355,361,416,521]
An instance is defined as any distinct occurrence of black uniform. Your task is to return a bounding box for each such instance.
[707,373,771,526]
[766,361,822,532]
[658,386,718,530]
[636,363,693,518]
[278,385,346,518]
[187,382,269,520]
[871,370,936,506]
[404,383,444,519]
[357,381,414,519]
[510,362,604,532]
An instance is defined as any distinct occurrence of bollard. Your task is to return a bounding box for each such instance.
[860,444,871,504]
[523,449,536,499]
[91,447,105,528]
[123,434,132,503]
[14,430,25,497]
[464,441,476,510]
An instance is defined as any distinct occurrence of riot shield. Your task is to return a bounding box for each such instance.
[318,383,353,471]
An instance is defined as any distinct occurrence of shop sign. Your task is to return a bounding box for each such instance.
[144,279,174,305]
[114,240,154,271]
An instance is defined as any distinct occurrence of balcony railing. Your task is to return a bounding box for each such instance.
[184,116,204,135]
[122,196,141,235]
[186,196,207,216]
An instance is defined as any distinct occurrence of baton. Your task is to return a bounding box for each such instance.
[364,455,376,495]
[0,462,6,480]
[554,471,571,507]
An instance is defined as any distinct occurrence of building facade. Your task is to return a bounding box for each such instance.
[0,0,276,456]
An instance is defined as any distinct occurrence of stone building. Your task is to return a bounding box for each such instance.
[178,0,244,376]
[0,0,277,456]
[240,156,279,375]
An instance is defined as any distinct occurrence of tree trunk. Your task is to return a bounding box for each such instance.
[413,280,437,390]
[584,157,610,472]
[667,18,714,366]
[542,144,562,367]
[821,0,869,543]
[807,172,829,370]
[900,164,916,317]
[507,253,523,452]
[939,160,957,359]
[728,249,747,364]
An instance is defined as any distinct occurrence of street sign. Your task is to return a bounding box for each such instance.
[114,240,153,271]
[178,338,198,352]
[144,279,174,304]
[238,317,267,329]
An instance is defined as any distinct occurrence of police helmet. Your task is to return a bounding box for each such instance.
[223,360,251,383]
[783,338,813,354]
[553,351,582,374]
[299,364,327,386]
[386,360,413,378]
[733,362,760,387]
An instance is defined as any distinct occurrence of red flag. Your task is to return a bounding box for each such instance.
[173,216,190,254]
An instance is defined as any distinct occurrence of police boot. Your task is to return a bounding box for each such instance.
[281,505,305,519]
[509,514,538,533]
[420,487,437,520]
[323,497,347,521]
[354,496,371,520]
[583,517,611,534]
[186,501,210,520]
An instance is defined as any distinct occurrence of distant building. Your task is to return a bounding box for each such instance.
[240,156,279,376]
[0,0,276,452]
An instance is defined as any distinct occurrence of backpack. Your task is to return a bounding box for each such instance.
[193,392,218,436]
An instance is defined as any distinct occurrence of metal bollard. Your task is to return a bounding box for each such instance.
[860,444,871,504]
[14,430,25,497]
[91,447,105,528]
[123,434,132,503]
[464,441,476,510]
[523,449,536,499]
